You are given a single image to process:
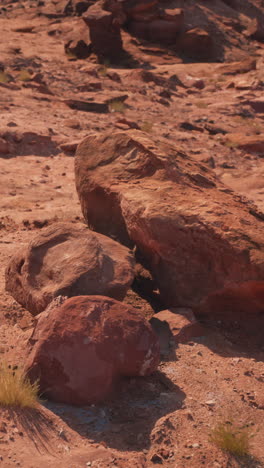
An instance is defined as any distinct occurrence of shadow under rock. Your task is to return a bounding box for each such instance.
[45,371,185,452]
[226,453,263,468]
[191,319,264,363]
[7,406,55,453]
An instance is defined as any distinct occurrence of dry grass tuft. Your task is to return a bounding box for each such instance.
[0,362,39,408]
[141,121,153,133]
[109,99,126,113]
[0,71,11,83]
[210,420,254,457]
[18,69,32,82]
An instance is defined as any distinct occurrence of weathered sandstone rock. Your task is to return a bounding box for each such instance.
[225,133,264,154]
[5,222,134,315]
[83,1,123,61]
[244,18,264,42]
[25,295,160,405]
[177,28,213,58]
[130,18,183,44]
[195,281,264,344]
[75,130,264,307]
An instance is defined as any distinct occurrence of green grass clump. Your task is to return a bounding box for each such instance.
[0,363,39,408]
[210,420,253,457]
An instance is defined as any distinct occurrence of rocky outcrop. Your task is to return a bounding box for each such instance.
[82,1,124,61]
[75,130,264,308]
[177,28,213,59]
[5,222,134,315]
[244,18,264,42]
[64,22,92,58]
[25,295,160,405]
[224,133,264,154]
[129,8,184,44]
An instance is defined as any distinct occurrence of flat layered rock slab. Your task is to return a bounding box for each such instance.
[64,94,128,113]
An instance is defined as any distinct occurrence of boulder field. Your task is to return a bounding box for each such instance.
[75,130,264,308]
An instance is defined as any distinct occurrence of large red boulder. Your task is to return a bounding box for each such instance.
[25,296,160,405]
[75,130,264,308]
[5,222,134,315]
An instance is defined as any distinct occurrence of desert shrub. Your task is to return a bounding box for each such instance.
[0,362,39,408]
[210,420,254,457]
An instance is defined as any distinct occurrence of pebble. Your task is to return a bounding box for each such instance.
[205,400,216,407]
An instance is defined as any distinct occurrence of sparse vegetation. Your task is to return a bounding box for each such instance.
[108,99,126,113]
[224,140,239,149]
[141,121,153,133]
[195,100,209,109]
[210,420,255,457]
[0,362,39,408]
[0,71,11,83]
[65,49,78,61]
[18,69,32,82]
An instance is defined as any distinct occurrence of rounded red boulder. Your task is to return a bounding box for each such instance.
[5,222,135,315]
[25,296,160,405]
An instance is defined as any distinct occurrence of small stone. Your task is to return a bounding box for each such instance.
[205,400,216,407]
[151,453,163,464]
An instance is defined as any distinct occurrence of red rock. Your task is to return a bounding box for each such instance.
[177,28,213,58]
[25,296,160,405]
[60,141,80,153]
[65,38,92,59]
[83,1,123,61]
[75,130,264,308]
[129,16,183,44]
[71,0,91,15]
[246,99,264,113]
[148,19,183,44]
[153,309,205,344]
[217,58,257,75]
[124,0,158,16]
[195,281,264,343]
[5,222,134,315]
[161,8,184,24]
[225,134,264,154]
[0,137,10,155]
[244,18,264,42]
